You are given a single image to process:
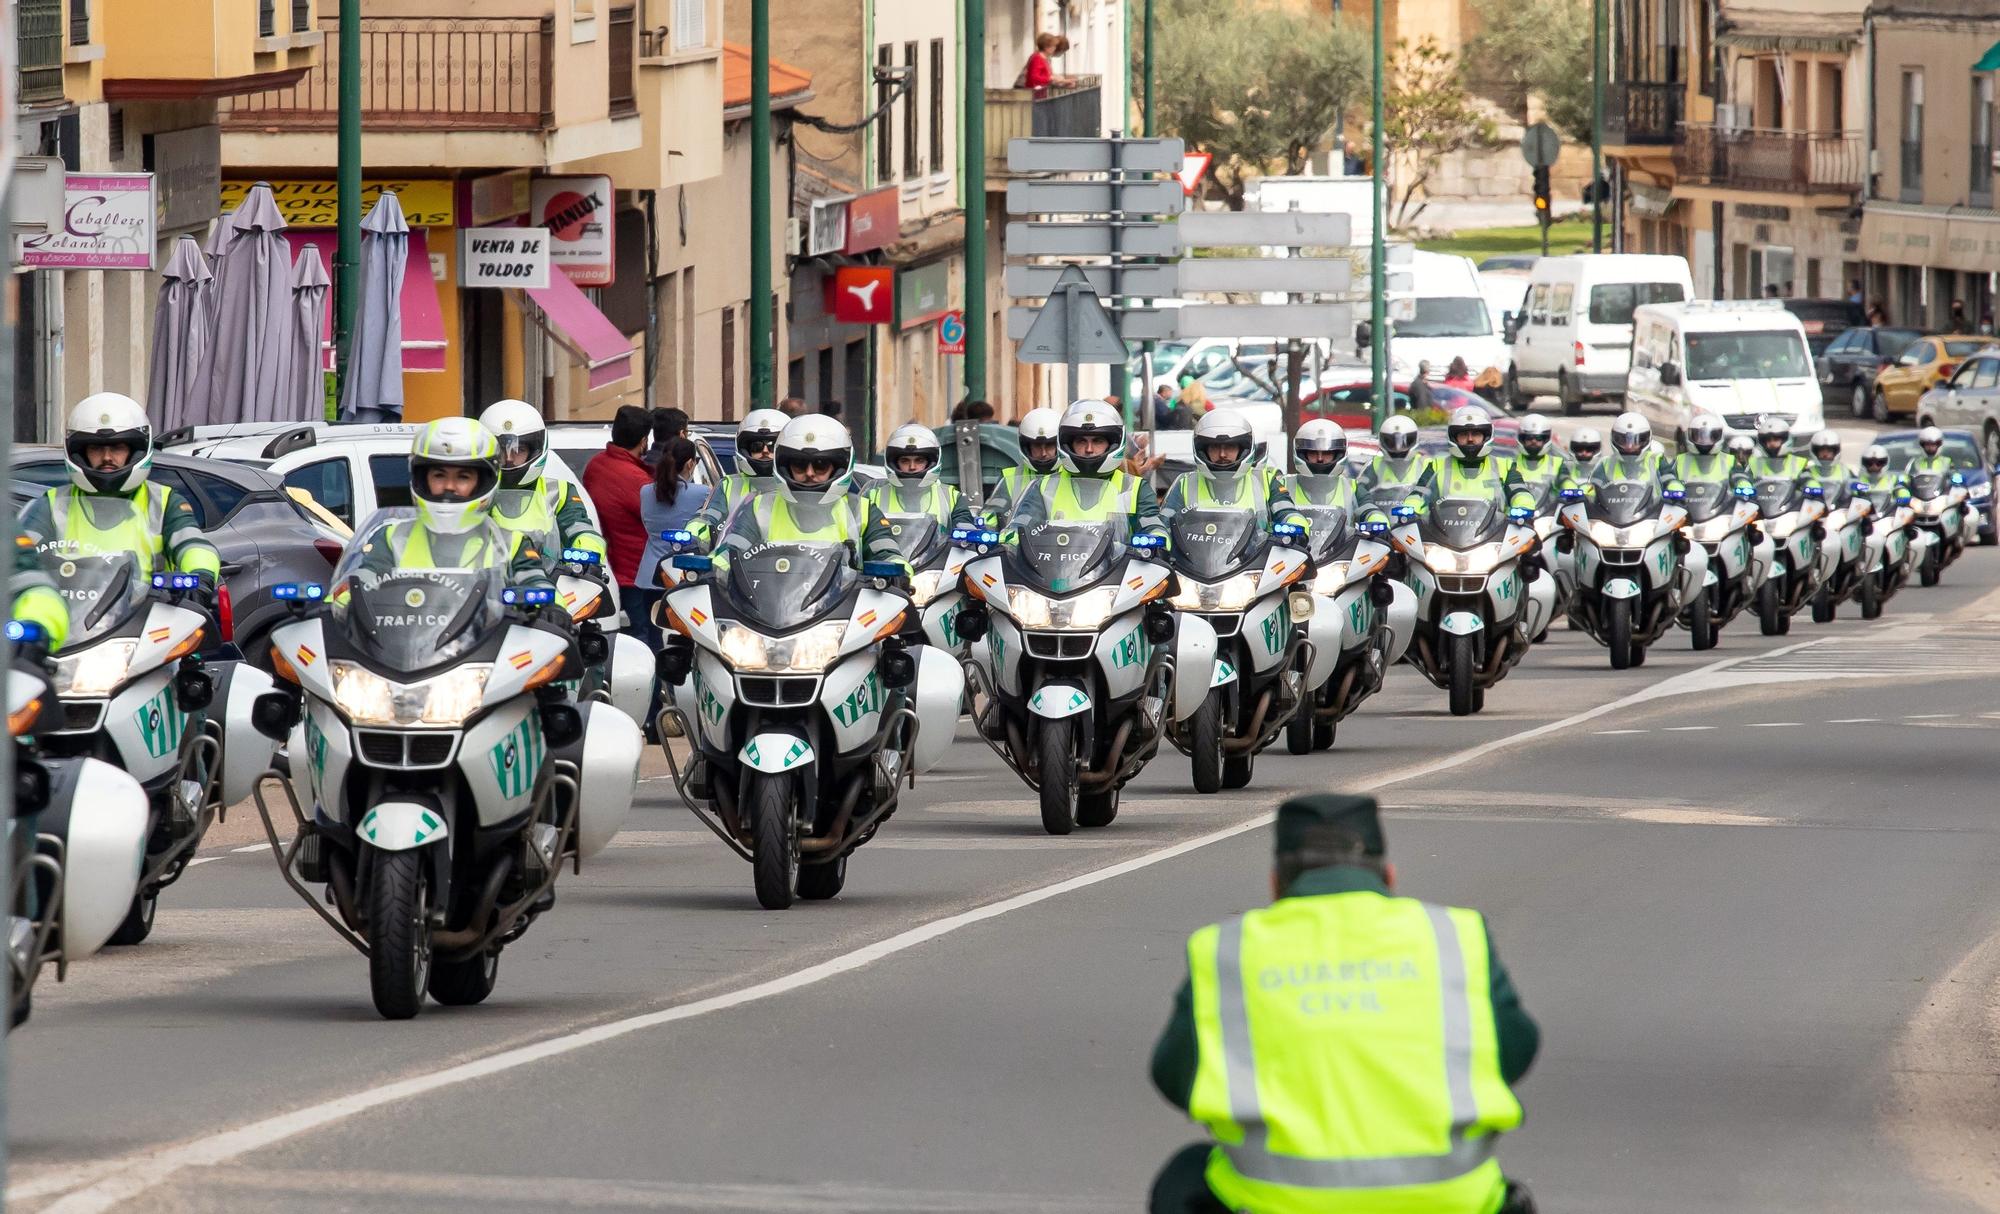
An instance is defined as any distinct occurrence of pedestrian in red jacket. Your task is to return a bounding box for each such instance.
[582,405,655,592]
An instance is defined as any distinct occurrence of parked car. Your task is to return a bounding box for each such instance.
[1778,298,1862,356]
[10,449,341,670]
[1915,346,2000,460]
[1874,427,1997,545]
[1304,382,1519,444]
[1869,335,1988,422]
[1817,325,1921,417]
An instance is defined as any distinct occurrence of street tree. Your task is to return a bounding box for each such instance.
[1379,36,1497,228]
[1147,0,1367,210]
[1465,0,1592,139]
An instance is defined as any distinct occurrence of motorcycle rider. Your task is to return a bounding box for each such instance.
[1675,413,1745,489]
[1405,406,1537,515]
[1911,425,1958,478]
[1161,409,1308,532]
[687,408,787,551]
[1568,425,1604,473]
[347,418,552,587]
[984,407,1061,526]
[1857,444,1912,500]
[1805,430,1856,502]
[1008,399,1167,540]
[1355,414,1427,508]
[1285,420,1375,513]
[1510,413,1571,494]
[866,422,977,533]
[477,399,608,561]
[18,394,222,612]
[1584,412,1685,495]
[1745,414,1820,488]
[712,416,908,571]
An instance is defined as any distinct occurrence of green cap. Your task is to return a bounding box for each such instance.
[1275,793,1385,858]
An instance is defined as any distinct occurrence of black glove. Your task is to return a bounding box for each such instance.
[191,569,219,611]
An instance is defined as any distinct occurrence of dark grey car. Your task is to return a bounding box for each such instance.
[12,450,342,670]
[1817,325,1920,417]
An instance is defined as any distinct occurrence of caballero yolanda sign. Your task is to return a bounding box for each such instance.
[18,174,157,270]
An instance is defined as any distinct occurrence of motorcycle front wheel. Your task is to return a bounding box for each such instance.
[1811,589,1835,623]
[1920,545,1942,587]
[1447,632,1478,717]
[1190,692,1224,793]
[1036,717,1078,834]
[368,850,432,1020]
[1688,588,1717,651]
[1076,785,1119,829]
[749,772,798,910]
[1860,570,1884,619]
[1757,581,1785,635]
[107,886,157,947]
[1285,705,1314,755]
[1606,598,1635,670]
[797,854,847,900]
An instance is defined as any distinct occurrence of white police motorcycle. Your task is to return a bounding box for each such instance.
[881,509,973,655]
[1674,478,1762,650]
[1750,477,1827,635]
[1562,479,1705,669]
[1392,497,1553,716]
[1808,476,1876,623]
[1286,504,1411,753]
[253,512,640,1019]
[1907,466,1978,586]
[1858,480,1918,618]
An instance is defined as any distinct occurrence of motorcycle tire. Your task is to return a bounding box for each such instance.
[1757,582,1785,636]
[1190,692,1225,794]
[1285,708,1314,755]
[797,854,848,901]
[428,949,499,1006]
[107,887,157,947]
[1037,718,1079,834]
[749,772,797,910]
[1447,633,1479,717]
[1811,590,1835,624]
[1076,785,1119,829]
[1688,590,1717,651]
[1606,598,1635,670]
[368,850,432,1020]
[1860,572,1884,620]
[1920,547,1941,587]
[1223,752,1254,790]
[1630,643,1647,668]
[1314,718,1337,751]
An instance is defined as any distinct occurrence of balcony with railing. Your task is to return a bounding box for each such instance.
[1604,81,1683,147]
[18,0,66,105]
[1674,125,1865,197]
[984,75,1103,179]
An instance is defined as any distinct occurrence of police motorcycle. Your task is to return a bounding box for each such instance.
[1855,448,1918,619]
[1391,496,1552,717]
[1673,477,1762,651]
[1907,469,1976,587]
[872,424,973,656]
[1749,476,1827,635]
[1549,426,1603,631]
[1807,474,1875,625]
[1561,478,1705,668]
[6,631,148,1028]
[518,527,653,722]
[956,512,1212,833]
[251,511,640,1019]
[31,515,279,946]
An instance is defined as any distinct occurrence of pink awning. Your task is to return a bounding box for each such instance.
[524,270,635,391]
[286,230,448,372]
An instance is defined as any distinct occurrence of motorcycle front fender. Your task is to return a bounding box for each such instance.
[1171,613,1220,723]
[1303,597,1345,690]
[1381,578,1417,664]
[740,730,815,773]
[215,661,280,807]
[1601,578,1642,600]
[1439,611,1486,635]
[604,631,656,724]
[1521,570,1556,641]
[1027,682,1093,720]
[357,801,449,852]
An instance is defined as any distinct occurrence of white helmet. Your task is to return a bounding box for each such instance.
[1517,413,1554,455]
[64,392,154,494]
[1193,408,1256,493]
[1057,398,1125,477]
[1294,419,1349,481]
[773,415,855,505]
[736,408,788,479]
[1378,414,1419,458]
[1018,407,1062,474]
[1755,414,1792,453]
[1570,426,1604,462]
[1446,405,1493,461]
[1809,429,1842,462]
[1611,411,1651,457]
[477,399,547,490]
[883,422,942,491]
[1919,425,1945,454]
[1861,444,1890,474]
[409,418,502,536]
[1725,434,1755,463]
[1685,413,1724,455]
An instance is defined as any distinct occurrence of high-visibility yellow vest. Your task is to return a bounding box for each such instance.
[1045,470,1139,522]
[1187,892,1521,1214]
[44,484,171,575]
[752,494,864,544]
[868,481,951,526]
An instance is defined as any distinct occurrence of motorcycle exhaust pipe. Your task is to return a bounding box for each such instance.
[800,767,871,854]
[1078,718,1133,789]
[431,854,516,952]
[1222,690,1273,755]
[1318,661,1362,722]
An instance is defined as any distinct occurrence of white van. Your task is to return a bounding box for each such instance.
[1363,250,1510,385]
[1505,253,1694,414]
[1625,300,1826,446]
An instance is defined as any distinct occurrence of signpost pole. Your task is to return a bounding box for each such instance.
[1369,0,1388,434]
[1591,0,1605,253]
[1063,279,1081,405]
[964,0,987,407]
[749,0,774,410]
[334,0,361,407]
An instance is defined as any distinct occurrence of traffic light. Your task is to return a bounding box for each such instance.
[1532,166,1552,222]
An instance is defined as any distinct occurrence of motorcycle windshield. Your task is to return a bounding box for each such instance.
[722,543,854,633]
[1171,509,1266,581]
[42,547,146,651]
[1298,505,1358,564]
[1008,521,1121,595]
[1421,497,1505,548]
[1680,479,1732,523]
[1866,488,1901,514]
[1755,479,1803,517]
[1588,480,1661,528]
[883,511,947,569]
[1908,471,1947,501]
[1515,478,1559,514]
[329,511,512,670]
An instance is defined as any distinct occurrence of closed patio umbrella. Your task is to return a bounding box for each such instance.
[289,243,331,422]
[205,183,296,423]
[146,235,213,430]
[337,191,407,423]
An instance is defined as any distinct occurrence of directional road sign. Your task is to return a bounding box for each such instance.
[1176,258,1352,294]
[1175,304,1354,340]
[1003,221,1181,258]
[1006,179,1187,216]
[1005,262,1180,299]
[1005,137,1186,174]
[1178,210,1352,248]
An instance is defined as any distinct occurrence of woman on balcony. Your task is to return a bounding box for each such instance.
[1019,32,1075,100]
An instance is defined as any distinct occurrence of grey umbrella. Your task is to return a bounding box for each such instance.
[146,235,213,431]
[205,183,296,424]
[289,243,331,422]
[337,191,407,423]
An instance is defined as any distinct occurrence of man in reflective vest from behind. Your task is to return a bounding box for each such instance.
[1149,793,1541,1214]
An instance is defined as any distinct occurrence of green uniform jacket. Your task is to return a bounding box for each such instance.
[18,482,221,580]
[1409,454,1537,514]
[1008,469,1166,539]
[984,464,1056,527]
[1587,450,1685,496]
[12,533,67,648]
[716,492,908,571]
[689,471,769,551]
[351,520,553,589]
[1745,452,1819,489]
[1857,470,1913,502]
[492,478,606,559]
[1909,453,1959,480]
[864,479,977,531]
[1807,460,1859,506]
[1356,454,1429,509]
[1150,865,1540,1112]
[1675,450,1748,491]
[1159,467,1307,532]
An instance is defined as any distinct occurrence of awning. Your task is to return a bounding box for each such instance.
[285,230,447,372]
[522,271,635,391]
[1978,40,2000,72]
[1860,203,2000,273]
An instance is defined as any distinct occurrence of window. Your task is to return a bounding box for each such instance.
[1824,330,1858,354]
[671,0,706,52]
[1398,297,1493,339]
[1974,75,1995,201]
[186,471,251,524]
[929,39,946,175]
[1697,0,1715,96]
[903,42,920,179]
[1528,284,1551,324]
[1901,70,1925,201]
[1975,359,2000,390]
[1587,281,1688,325]
[1684,331,1812,381]
[368,455,413,510]
[284,459,355,526]
[1548,284,1574,318]
[876,44,895,181]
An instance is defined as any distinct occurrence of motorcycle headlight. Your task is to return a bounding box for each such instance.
[1456,542,1510,577]
[1312,561,1352,595]
[908,569,948,607]
[1008,584,1119,630]
[1171,571,1261,612]
[1588,520,1622,547]
[331,661,492,727]
[1689,517,1736,544]
[1766,515,1801,539]
[717,621,847,672]
[54,639,139,697]
[718,623,771,670]
[1973,482,1992,501]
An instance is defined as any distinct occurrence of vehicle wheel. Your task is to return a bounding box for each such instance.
[1871,389,1889,424]
[1313,718,1337,751]
[796,855,847,900]
[1688,589,1716,650]
[1505,368,1527,412]
[107,887,157,947]
[1606,598,1634,670]
[1285,708,1314,755]
[1920,546,1942,587]
[1757,581,1785,635]
[1222,752,1254,790]
[1076,785,1120,829]
[1630,643,1647,668]
[1558,372,1582,417]
[1851,381,1870,419]
[1036,717,1079,833]
[1471,687,1487,712]
[1811,589,1835,624]
[428,949,498,1006]
[1190,691,1225,794]
[1860,572,1883,619]
[1447,632,1479,717]
[748,772,797,910]
[368,850,431,1020]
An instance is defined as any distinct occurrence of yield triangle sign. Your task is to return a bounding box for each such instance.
[1017,265,1130,364]
[1176,152,1213,197]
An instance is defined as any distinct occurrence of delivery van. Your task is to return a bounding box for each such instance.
[1626,300,1826,447]
[1506,253,1694,414]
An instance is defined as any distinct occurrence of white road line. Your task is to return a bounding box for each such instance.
[1593,729,1647,735]
[17,642,1795,1214]
[1827,718,1880,724]
[183,856,222,868]
[231,844,267,854]
[1747,721,1800,728]
[1662,725,1715,732]
[1905,713,1959,720]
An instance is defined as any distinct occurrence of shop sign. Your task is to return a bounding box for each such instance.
[830,266,895,325]
[808,197,849,256]
[222,179,457,227]
[467,170,533,226]
[459,226,551,288]
[153,126,221,232]
[530,175,615,286]
[897,258,952,329]
[18,174,157,270]
[843,186,900,255]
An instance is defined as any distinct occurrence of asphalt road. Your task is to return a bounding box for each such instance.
[12,536,2000,1213]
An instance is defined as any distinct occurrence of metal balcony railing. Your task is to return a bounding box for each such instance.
[1605,81,1683,146]
[608,5,637,117]
[18,0,65,105]
[1674,124,1865,195]
[984,75,1102,176]
[222,16,555,131]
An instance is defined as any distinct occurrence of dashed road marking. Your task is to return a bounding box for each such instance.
[1828,717,1880,724]
[1663,725,1716,732]
[1747,721,1801,728]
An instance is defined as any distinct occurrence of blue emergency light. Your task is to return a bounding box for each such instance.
[660,529,695,545]
[151,573,200,591]
[502,587,556,606]
[1130,533,1167,550]
[862,561,904,579]
[672,554,713,573]
[950,528,1001,547]
[5,620,45,644]
[561,547,600,565]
